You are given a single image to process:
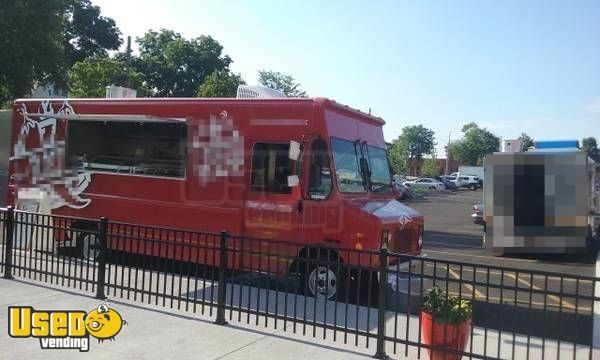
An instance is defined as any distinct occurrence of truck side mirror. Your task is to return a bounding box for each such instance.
[287,175,300,187]
[289,140,301,161]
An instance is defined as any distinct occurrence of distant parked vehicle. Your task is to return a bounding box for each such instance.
[460,175,480,190]
[403,177,445,191]
[435,176,458,190]
[472,204,484,225]
[459,166,484,181]
[441,175,462,187]
[393,182,413,200]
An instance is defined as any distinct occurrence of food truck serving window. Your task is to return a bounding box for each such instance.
[66,120,186,178]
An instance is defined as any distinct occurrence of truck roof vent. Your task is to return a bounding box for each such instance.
[236,85,287,99]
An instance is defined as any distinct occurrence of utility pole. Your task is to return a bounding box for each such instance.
[125,36,132,88]
[445,131,451,175]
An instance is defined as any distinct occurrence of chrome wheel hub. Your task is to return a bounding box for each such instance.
[308,266,337,299]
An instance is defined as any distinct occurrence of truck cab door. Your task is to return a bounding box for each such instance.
[242,142,302,274]
[300,138,340,246]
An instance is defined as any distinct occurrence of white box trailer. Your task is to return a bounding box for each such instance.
[484,151,600,254]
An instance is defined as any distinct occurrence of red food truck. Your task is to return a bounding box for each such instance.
[6,97,423,298]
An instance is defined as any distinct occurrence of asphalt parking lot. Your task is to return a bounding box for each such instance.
[405,188,597,278]
[403,189,597,346]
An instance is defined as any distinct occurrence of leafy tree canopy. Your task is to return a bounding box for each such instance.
[421,154,440,177]
[0,0,121,105]
[581,137,600,162]
[398,125,436,161]
[448,123,500,165]
[0,0,65,105]
[68,56,150,98]
[134,29,232,97]
[257,70,307,97]
[64,0,122,67]
[518,132,535,150]
[387,139,408,175]
[197,70,245,98]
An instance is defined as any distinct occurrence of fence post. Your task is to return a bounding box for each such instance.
[374,247,388,359]
[95,217,108,299]
[3,207,15,280]
[214,230,228,325]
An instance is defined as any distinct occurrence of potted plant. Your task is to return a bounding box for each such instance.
[420,286,473,360]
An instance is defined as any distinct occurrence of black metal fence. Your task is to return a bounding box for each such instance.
[1,206,598,359]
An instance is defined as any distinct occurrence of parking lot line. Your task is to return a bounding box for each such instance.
[444,290,590,312]
[426,263,582,311]
[504,272,576,309]
[447,267,486,298]
[423,261,583,282]
[425,249,540,263]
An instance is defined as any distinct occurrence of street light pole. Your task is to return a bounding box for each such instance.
[445,131,451,175]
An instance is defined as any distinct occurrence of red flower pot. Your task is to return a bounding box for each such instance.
[420,310,472,360]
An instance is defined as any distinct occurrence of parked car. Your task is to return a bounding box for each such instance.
[472,204,484,225]
[441,175,462,187]
[460,175,480,190]
[393,182,413,200]
[435,176,458,190]
[403,177,445,191]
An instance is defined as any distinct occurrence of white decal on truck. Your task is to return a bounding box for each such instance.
[10,101,92,209]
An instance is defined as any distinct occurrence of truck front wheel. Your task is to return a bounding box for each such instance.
[293,252,347,301]
[306,265,338,300]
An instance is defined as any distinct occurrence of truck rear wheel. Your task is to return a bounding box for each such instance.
[71,222,100,261]
[77,231,100,261]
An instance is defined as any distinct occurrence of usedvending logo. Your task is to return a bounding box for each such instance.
[8,301,127,352]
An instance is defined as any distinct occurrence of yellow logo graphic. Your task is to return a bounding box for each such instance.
[8,302,126,352]
[84,304,125,341]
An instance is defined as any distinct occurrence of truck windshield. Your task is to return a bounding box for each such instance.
[331,138,366,193]
[366,146,392,193]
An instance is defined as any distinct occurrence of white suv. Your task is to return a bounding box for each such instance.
[459,175,480,190]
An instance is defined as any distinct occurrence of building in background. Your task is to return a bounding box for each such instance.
[503,139,523,152]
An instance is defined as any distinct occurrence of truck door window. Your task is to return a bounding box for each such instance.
[251,143,292,194]
[308,138,332,200]
[66,120,186,178]
[331,138,366,193]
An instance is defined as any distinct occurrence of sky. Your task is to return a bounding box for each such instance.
[93,0,600,155]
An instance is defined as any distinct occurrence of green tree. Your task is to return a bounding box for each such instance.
[197,70,245,97]
[0,0,121,105]
[134,29,232,97]
[581,137,600,162]
[448,123,500,165]
[421,153,440,177]
[68,56,150,98]
[398,125,436,161]
[64,0,122,67]
[387,139,408,175]
[257,70,307,97]
[518,132,535,150]
[0,0,65,105]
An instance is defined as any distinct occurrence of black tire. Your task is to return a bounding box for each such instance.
[469,184,477,191]
[74,226,100,261]
[295,253,346,301]
[429,186,435,190]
